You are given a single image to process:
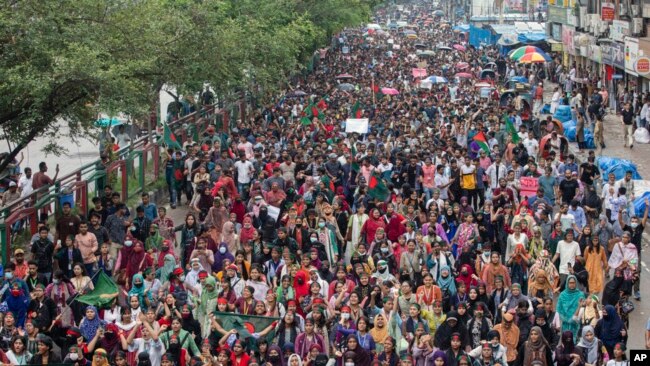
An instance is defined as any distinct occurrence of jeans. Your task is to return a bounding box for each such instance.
[423,187,435,202]
[84,263,96,280]
[237,183,250,201]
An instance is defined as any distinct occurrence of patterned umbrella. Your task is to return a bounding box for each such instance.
[453,44,466,52]
[517,52,552,63]
[509,46,546,60]
[425,76,448,84]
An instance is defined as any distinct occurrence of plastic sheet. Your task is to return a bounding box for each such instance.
[597,157,643,180]
[553,105,572,122]
[634,128,650,144]
[633,192,650,217]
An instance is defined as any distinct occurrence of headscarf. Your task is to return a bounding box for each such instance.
[128,273,148,308]
[437,265,457,297]
[222,221,238,253]
[199,276,219,314]
[80,305,105,341]
[456,264,475,290]
[431,350,448,366]
[557,275,584,324]
[287,354,303,366]
[577,325,599,364]
[213,242,235,273]
[369,313,389,344]
[145,225,163,252]
[240,216,257,245]
[158,254,176,282]
[560,331,577,353]
[125,241,147,279]
[293,271,310,300]
[100,323,121,354]
[527,269,554,297]
[91,348,110,366]
[523,326,550,366]
[599,305,624,347]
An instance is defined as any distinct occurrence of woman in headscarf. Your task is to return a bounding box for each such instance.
[594,305,625,357]
[79,306,106,342]
[456,264,478,291]
[517,326,553,366]
[555,331,584,366]
[369,313,390,353]
[528,250,560,292]
[437,265,457,300]
[360,208,386,247]
[294,318,325,359]
[125,241,152,285]
[91,348,110,366]
[45,270,76,328]
[337,335,371,366]
[204,197,229,243]
[127,273,152,310]
[145,224,164,253]
[221,221,239,254]
[239,216,257,246]
[157,254,177,285]
[527,269,555,308]
[197,276,218,338]
[577,325,605,366]
[557,275,585,339]
[212,242,235,274]
[346,205,368,264]
[507,243,531,294]
[114,233,136,274]
[528,226,545,260]
[156,240,177,269]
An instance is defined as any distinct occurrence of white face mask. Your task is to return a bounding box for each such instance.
[345,363,355,366]
[219,247,227,254]
[341,313,350,320]
[69,353,79,361]
[124,240,133,247]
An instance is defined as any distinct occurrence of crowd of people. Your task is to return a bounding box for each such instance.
[0,2,648,366]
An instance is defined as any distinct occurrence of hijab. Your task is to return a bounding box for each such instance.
[159,254,176,282]
[126,241,147,278]
[369,313,389,344]
[557,275,584,323]
[128,273,147,307]
[577,325,599,364]
[80,305,105,342]
[240,216,257,245]
[523,326,550,366]
[599,305,624,347]
[560,330,577,353]
[222,221,238,253]
[199,276,219,314]
[437,265,457,296]
[213,242,235,273]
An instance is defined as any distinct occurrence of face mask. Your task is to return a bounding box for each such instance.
[310,237,317,243]
[244,224,251,229]
[381,247,389,254]
[378,266,387,273]
[161,246,169,252]
[269,355,281,362]
[631,223,639,229]
[69,353,79,361]
[130,226,137,232]
[4,272,12,279]
[341,313,350,320]
[180,275,186,282]
[134,282,143,288]
[124,240,133,247]
[297,278,304,285]
[318,222,325,228]
[11,289,21,296]
[219,247,227,254]
[181,313,190,319]
[345,363,355,366]
[53,279,60,284]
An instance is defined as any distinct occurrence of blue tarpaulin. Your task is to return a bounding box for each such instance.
[469,25,498,48]
[517,33,547,42]
[633,193,650,217]
[597,157,643,180]
[453,24,470,32]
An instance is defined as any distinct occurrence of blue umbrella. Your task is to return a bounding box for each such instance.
[425,76,448,84]
[94,117,122,128]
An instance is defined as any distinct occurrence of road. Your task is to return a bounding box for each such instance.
[539,80,650,350]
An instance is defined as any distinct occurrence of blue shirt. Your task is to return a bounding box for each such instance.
[568,206,587,231]
[139,203,158,221]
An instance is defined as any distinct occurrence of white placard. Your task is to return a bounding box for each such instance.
[345,118,369,134]
[267,205,280,221]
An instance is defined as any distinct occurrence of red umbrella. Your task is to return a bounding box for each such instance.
[455,72,474,79]
[453,44,466,52]
[456,62,469,70]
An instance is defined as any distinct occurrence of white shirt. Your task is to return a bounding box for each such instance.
[234,160,254,184]
[554,212,576,233]
[556,240,581,275]
[434,173,449,200]
[18,175,33,198]
[523,137,539,157]
[129,338,166,366]
[116,133,131,149]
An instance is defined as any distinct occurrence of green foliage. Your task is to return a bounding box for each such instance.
[0,0,378,171]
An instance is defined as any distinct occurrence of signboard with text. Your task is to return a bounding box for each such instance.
[519,177,539,200]
[625,37,640,76]
[602,3,615,21]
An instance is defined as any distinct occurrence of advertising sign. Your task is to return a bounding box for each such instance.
[625,37,639,76]
[602,3,615,21]
[635,56,650,75]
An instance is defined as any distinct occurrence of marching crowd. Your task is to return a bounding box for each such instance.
[0,2,648,366]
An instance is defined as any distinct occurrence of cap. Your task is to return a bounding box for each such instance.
[172,268,184,276]
[14,248,24,255]
[226,264,238,271]
[8,181,16,187]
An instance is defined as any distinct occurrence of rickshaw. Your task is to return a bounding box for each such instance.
[479,69,496,80]
[540,133,570,161]
[499,90,533,121]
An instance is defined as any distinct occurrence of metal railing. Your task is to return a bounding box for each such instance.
[0,102,232,264]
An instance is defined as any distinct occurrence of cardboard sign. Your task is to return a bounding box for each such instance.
[267,205,280,221]
[519,177,539,200]
[345,118,369,134]
[412,68,427,78]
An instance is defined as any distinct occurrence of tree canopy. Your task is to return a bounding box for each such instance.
[0,0,379,172]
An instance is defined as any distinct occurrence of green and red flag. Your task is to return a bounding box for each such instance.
[212,312,279,344]
[304,102,325,120]
[162,122,182,150]
[300,117,312,125]
[76,271,119,308]
[368,172,390,202]
[317,98,328,110]
[503,113,520,144]
[351,100,363,118]
[472,131,490,154]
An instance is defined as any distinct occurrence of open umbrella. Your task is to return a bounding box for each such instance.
[455,72,474,79]
[366,23,382,30]
[417,50,436,57]
[474,82,492,88]
[509,45,546,60]
[403,29,416,35]
[337,83,355,91]
[336,73,354,80]
[453,44,466,52]
[518,52,552,63]
[456,62,469,69]
[425,76,448,84]
[406,34,418,39]
[381,87,400,95]
[414,43,427,49]
[437,46,452,51]
[286,90,307,98]
[433,10,445,17]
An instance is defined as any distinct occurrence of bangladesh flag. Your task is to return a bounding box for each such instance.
[300,117,312,125]
[368,172,390,202]
[472,131,490,154]
[163,122,182,150]
[503,113,520,144]
[304,102,325,120]
[213,312,279,343]
[76,272,119,308]
[351,100,363,118]
[317,98,328,110]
